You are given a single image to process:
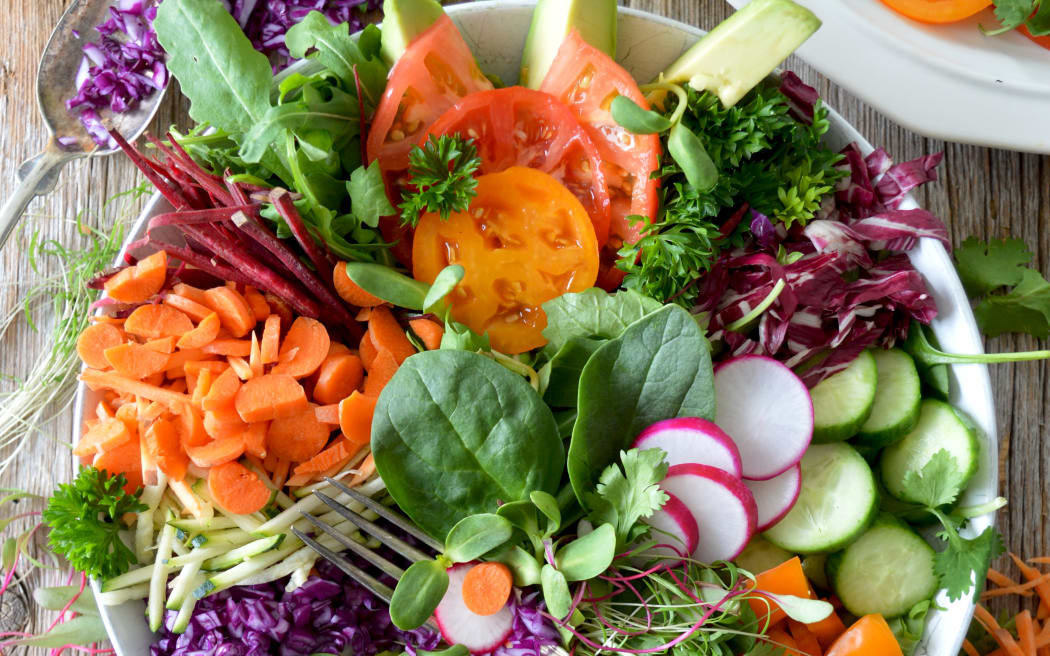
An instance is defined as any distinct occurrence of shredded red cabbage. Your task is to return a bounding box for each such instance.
[698,75,949,386]
[150,559,439,656]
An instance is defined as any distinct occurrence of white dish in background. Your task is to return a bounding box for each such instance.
[78,3,998,654]
[728,0,1050,154]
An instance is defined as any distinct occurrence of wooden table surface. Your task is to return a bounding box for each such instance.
[0,0,1046,650]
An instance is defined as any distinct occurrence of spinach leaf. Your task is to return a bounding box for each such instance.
[542,336,604,408]
[567,305,716,504]
[542,288,662,354]
[154,0,271,135]
[372,350,564,539]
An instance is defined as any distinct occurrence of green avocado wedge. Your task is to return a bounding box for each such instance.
[520,0,618,88]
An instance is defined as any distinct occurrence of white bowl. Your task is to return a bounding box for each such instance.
[78,3,998,654]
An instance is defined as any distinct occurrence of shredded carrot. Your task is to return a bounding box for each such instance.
[1012,553,1050,617]
[982,573,1050,599]
[965,640,982,656]
[990,569,1024,589]
[1019,610,1036,656]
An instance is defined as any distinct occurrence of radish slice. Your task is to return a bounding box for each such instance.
[633,417,743,478]
[642,491,700,562]
[744,463,802,531]
[660,463,757,562]
[434,563,514,653]
[713,355,813,480]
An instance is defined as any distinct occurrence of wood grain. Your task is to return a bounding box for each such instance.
[0,0,1045,650]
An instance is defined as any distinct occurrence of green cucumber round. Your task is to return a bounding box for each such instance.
[854,348,921,449]
[810,350,878,443]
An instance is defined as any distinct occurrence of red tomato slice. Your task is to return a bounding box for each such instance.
[366,14,494,263]
[539,30,661,289]
[426,86,612,246]
[1020,24,1050,50]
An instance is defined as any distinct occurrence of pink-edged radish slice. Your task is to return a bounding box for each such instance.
[744,463,801,532]
[660,463,758,562]
[642,491,700,562]
[434,563,514,654]
[633,417,743,479]
[713,355,813,480]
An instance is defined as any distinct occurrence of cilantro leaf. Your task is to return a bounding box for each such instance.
[954,236,1033,297]
[974,268,1050,339]
[42,467,147,580]
[986,0,1039,34]
[933,525,1004,601]
[399,135,482,227]
[898,449,968,509]
[586,448,669,550]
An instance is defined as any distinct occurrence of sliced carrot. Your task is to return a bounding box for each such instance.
[114,402,138,435]
[90,315,126,325]
[202,367,241,412]
[363,349,399,397]
[272,457,290,488]
[208,461,270,515]
[241,422,268,460]
[244,286,270,322]
[202,286,256,338]
[105,251,166,303]
[264,292,293,326]
[95,400,115,421]
[191,367,214,407]
[187,435,245,468]
[140,401,165,422]
[76,323,125,369]
[328,342,351,357]
[176,312,221,350]
[315,404,340,426]
[143,417,188,481]
[171,283,207,304]
[143,336,177,354]
[168,379,187,395]
[825,614,902,656]
[788,620,822,656]
[228,356,253,380]
[356,306,373,322]
[767,628,801,655]
[367,306,416,364]
[249,333,263,378]
[260,314,281,364]
[74,417,132,456]
[348,451,375,486]
[103,343,170,380]
[143,371,166,387]
[462,562,513,616]
[203,339,252,357]
[807,605,847,648]
[338,391,377,443]
[163,349,212,376]
[93,436,143,495]
[359,328,378,370]
[409,318,444,351]
[204,408,248,440]
[234,374,308,423]
[292,434,365,476]
[333,261,385,307]
[124,304,194,339]
[313,354,364,405]
[271,317,331,379]
[266,404,332,463]
[164,293,213,322]
[178,405,208,448]
[748,557,813,628]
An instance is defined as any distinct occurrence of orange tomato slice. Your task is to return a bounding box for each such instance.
[880,0,992,23]
[825,614,903,656]
[412,166,599,354]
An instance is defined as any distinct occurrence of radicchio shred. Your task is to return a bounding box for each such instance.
[698,73,949,386]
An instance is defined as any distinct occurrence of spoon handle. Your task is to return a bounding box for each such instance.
[0,142,77,250]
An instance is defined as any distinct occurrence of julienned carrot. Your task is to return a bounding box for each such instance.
[363,348,399,397]
[333,261,385,308]
[208,461,269,515]
[1011,553,1050,615]
[409,318,444,351]
[81,369,191,410]
[143,417,188,481]
[124,304,194,339]
[271,317,331,379]
[74,418,132,457]
[982,573,1050,598]
[462,562,514,616]
[241,422,268,460]
[348,451,376,487]
[244,287,270,322]
[93,437,144,495]
[989,569,1023,589]
[359,328,378,370]
[964,640,981,656]
[203,339,253,357]
[187,435,246,468]
[76,323,125,369]
[202,367,241,412]
[266,404,332,462]
[339,392,377,443]
[176,312,221,350]
[367,306,417,364]
[1018,610,1036,656]
[260,314,280,364]
[105,250,167,303]
[202,286,255,338]
[315,404,340,425]
[104,342,170,380]
[234,374,308,423]
[249,333,263,378]
[164,293,213,322]
[313,354,364,405]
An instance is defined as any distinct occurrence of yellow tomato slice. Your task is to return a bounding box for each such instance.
[412,166,599,354]
[880,0,992,23]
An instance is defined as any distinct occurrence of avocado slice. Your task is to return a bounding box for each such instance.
[380,0,446,66]
[660,0,821,108]
[520,0,618,89]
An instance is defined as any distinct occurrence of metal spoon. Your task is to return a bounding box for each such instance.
[0,0,168,249]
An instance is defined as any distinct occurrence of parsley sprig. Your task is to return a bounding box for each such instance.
[42,467,147,579]
[399,134,482,226]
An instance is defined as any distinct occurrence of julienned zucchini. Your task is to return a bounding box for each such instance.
[201,534,285,571]
[810,350,878,443]
[854,348,922,448]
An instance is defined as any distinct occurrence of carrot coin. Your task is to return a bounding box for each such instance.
[208,461,270,515]
[462,562,514,616]
[76,323,125,369]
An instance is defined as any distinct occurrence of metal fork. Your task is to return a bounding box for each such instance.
[291,476,443,603]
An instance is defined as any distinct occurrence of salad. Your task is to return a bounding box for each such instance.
[31,0,1021,654]
[879,0,1050,50]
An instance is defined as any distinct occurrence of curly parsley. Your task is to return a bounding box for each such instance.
[399,134,482,226]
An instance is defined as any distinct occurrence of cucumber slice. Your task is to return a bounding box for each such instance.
[763,443,877,553]
[880,400,980,505]
[827,514,937,618]
[802,553,829,591]
[734,535,793,574]
[100,563,153,592]
[854,349,921,448]
[810,350,878,443]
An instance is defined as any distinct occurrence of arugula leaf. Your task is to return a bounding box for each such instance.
[399,135,482,226]
[933,525,1004,601]
[586,449,670,550]
[348,161,396,228]
[955,236,1033,297]
[154,0,271,134]
[898,450,968,509]
[42,467,147,580]
[285,14,387,109]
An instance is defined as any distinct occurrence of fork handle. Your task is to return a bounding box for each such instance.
[0,141,78,250]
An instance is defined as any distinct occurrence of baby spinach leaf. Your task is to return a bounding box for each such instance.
[542,288,662,354]
[372,350,564,539]
[389,559,449,630]
[154,0,271,135]
[556,522,616,581]
[444,513,514,563]
[349,161,397,228]
[568,305,716,504]
[542,336,604,408]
